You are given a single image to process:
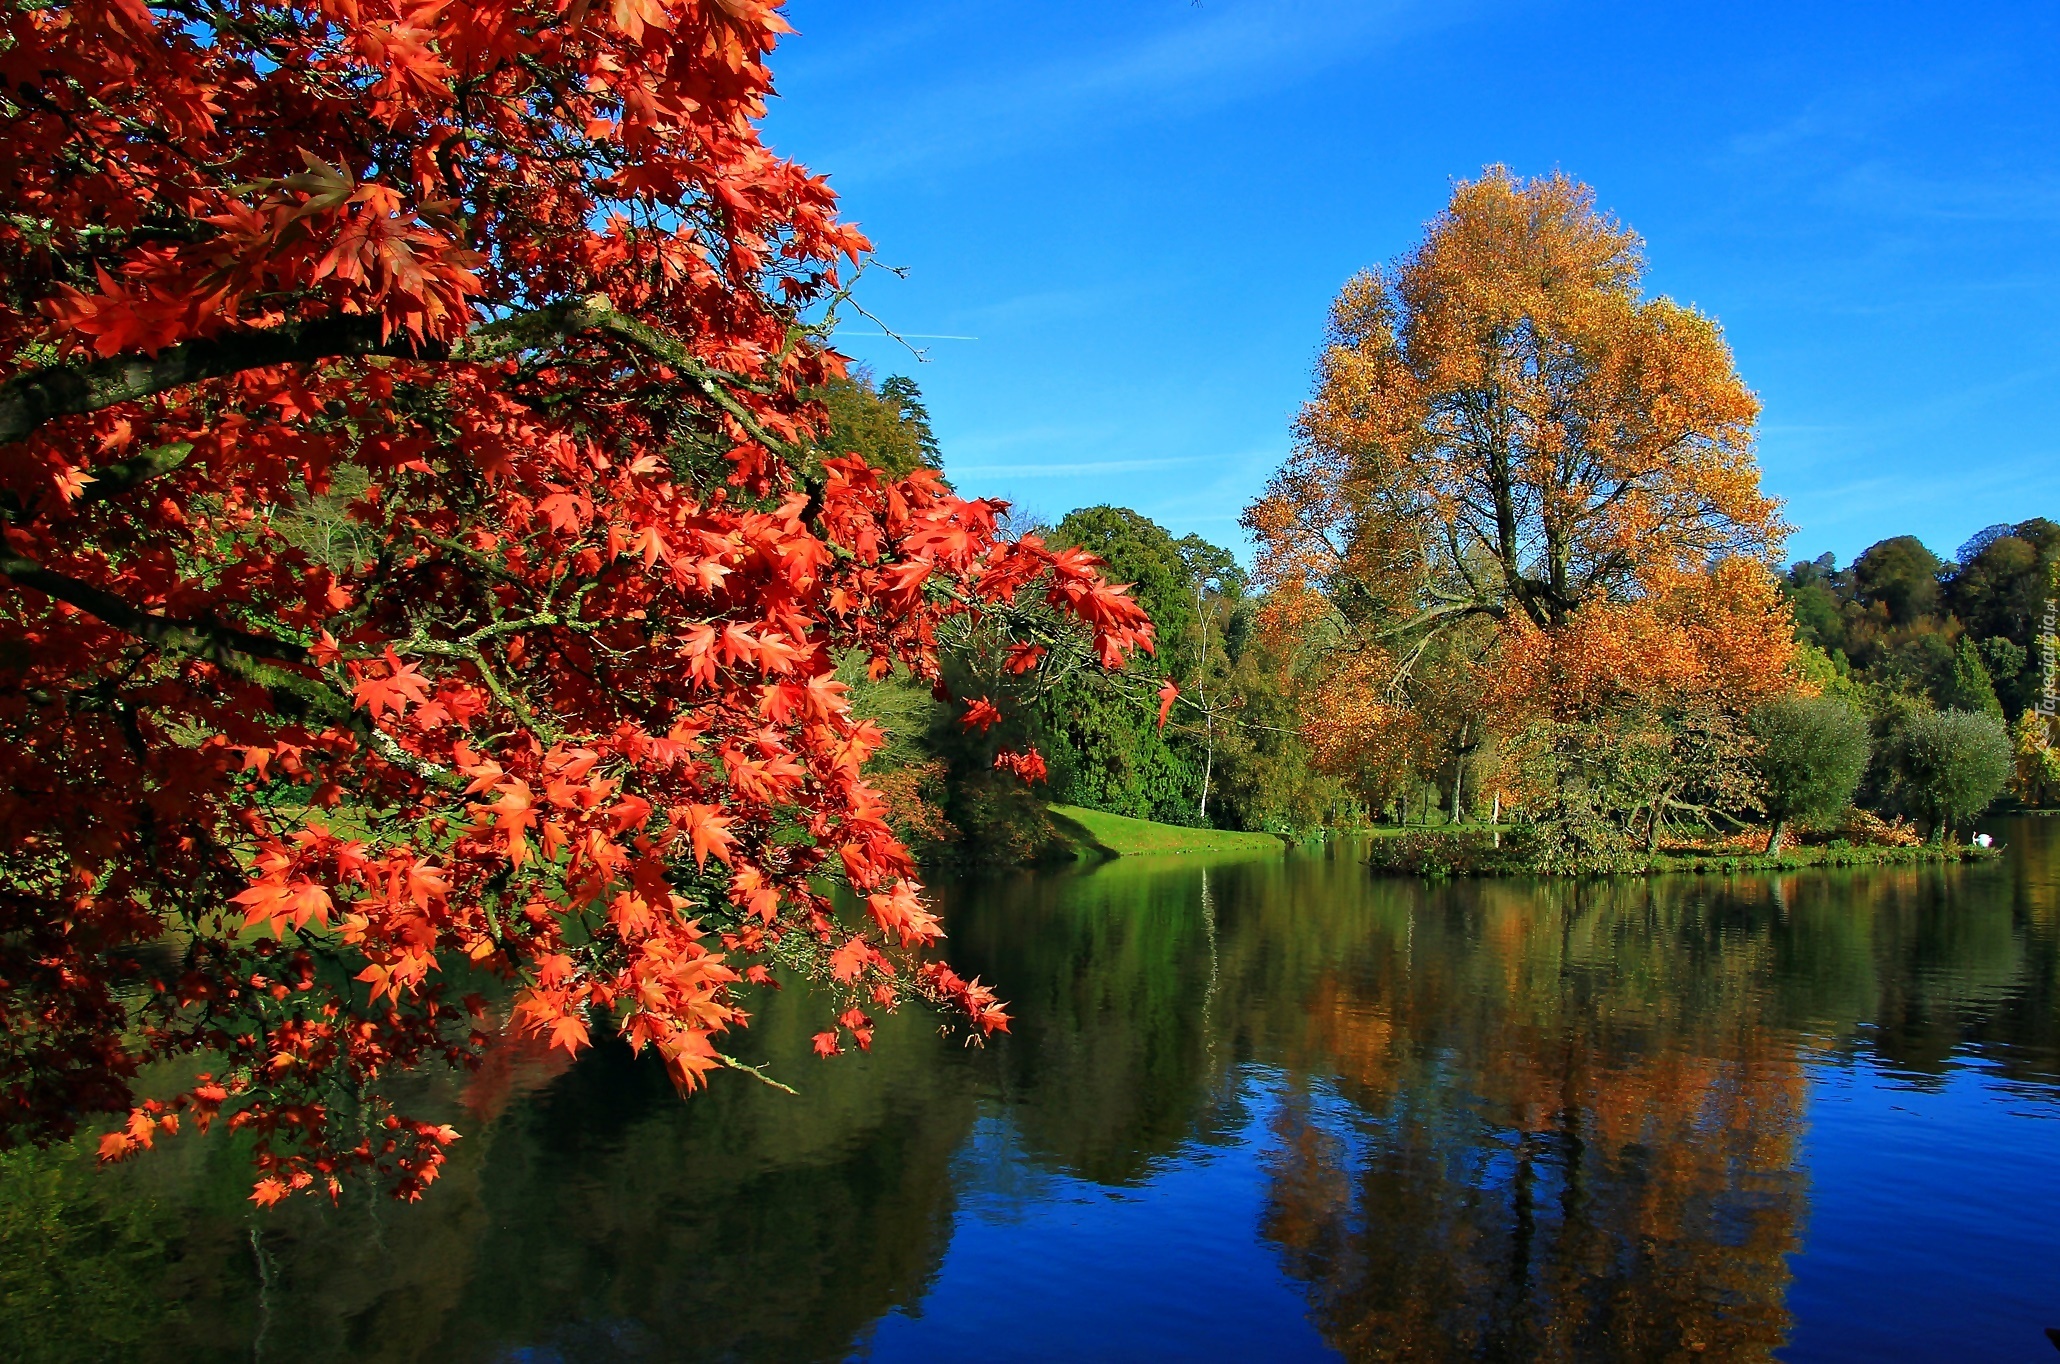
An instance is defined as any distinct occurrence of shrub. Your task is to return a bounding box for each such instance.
[1897,708,2013,840]
[1750,696,1871,853]
[1367,829,1538,878]
[1836,807,1923,848]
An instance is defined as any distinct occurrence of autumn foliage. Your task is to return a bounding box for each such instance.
[1243,169,1796,841]
[0,1,1152,1201]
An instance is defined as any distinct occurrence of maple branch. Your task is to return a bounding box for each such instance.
[80,441,195,505]
[227,656,462,790]
[399,630,560,745]
[0,297,794,450]
[0,550,311,666]
[0,548,458,786]
[3,311,404,447]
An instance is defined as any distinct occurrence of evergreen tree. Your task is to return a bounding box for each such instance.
[879,375,942,467]
[1937,637,2003,717]
[816,368,941,477]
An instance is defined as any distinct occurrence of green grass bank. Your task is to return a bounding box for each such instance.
[1045,804,1289,859]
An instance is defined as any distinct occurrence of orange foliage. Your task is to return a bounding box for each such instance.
[1243,169,1797,802]
[1489,558,1799,725]
[0,0,1144,1202]
[1248,167,1782,632]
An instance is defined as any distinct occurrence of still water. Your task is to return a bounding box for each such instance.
[10,822,2060,1362]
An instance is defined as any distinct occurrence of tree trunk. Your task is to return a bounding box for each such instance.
[1450,759,1464,826]
[1765,819,1785,856]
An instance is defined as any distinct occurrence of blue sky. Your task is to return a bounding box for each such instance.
[762,0,2060,569]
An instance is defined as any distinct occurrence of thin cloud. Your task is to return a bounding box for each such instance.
[787,0,1469,186]
[949,456,1208,479]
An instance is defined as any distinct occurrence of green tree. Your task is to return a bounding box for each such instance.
[813,367,943,478]
[1937,637,2004,717]
[1783,552,1850,656]
[1897,708,2012,841]
[1052,506,1204,654]
[1878,630,1956,700]
[1977,636,2030,717]
[1037,508,1215,824]
[1947,519,2060,647]
[877,375,942,466]
[1749,697,1871,854]
[1853,536,1945,626]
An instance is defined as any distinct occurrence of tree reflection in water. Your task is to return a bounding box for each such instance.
[3,829,2055,1362]
[1255,879,1807,1361]
[937,841,2051,1362]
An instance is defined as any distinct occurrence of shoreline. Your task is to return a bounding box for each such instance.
[1367,832,2000,879]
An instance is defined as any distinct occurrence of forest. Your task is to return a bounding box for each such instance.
[836,376,2047,874]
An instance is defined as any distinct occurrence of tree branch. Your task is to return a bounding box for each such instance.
[0,550,462,788]
[716,1052,799,1095]
[80,441,196,505]
[0,551,311,666]
[1,295,794,451]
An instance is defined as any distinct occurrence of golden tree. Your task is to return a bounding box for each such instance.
[1244,168,1795,844]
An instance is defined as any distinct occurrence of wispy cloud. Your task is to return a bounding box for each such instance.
[1717,55,2060,229]
[1820,163,2060,225]
[784,0,1471,186]
[949,456,1208,480]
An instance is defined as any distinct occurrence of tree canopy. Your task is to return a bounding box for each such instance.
[1750,697,1870,854]
[1246,167,1781,638]
[1896,709,2012,840]
[1852,536,1944,627]
[1242,168,1796,849]
[0,0,1152,1202]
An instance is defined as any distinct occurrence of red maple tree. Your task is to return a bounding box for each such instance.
[0,0,1152,1203]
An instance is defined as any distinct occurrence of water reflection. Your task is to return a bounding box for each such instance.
[1248,879,1809,1360]
[4,825,2058,1361]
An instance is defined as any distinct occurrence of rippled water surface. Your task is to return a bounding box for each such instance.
[13,821,2060,1361]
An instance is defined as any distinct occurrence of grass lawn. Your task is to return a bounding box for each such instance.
[1046,804,1288,858]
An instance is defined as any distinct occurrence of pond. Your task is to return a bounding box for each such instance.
[9,820,2060,1362]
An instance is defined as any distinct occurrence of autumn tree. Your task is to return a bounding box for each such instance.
[1243,168,1795,856]
[0,0,1152,1202]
